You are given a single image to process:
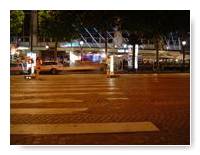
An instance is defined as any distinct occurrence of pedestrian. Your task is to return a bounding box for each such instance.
[36,57,41,80]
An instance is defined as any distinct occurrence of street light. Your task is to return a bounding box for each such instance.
[123,44,127,53]
[45,44,50,49]
[80,41,84,46]
[182,41,186,46]
[182,40,186,71]
[80,41,84,61]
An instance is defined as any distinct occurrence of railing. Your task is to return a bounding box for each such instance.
[10,36,188,51]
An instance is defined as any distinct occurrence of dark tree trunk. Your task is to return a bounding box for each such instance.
[182,46,186,71]
[54,40,58,61]
[104,30,108,56]
[155,37,159,73]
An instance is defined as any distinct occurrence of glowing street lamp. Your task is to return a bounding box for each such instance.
[182,41,186,46]
[123,44,127,53]
[182,40,186,71]
[80,41,84,46]
[45,44,50,49]
[80,41,84,61]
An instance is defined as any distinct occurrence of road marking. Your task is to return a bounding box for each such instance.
[97,92,124,95]
[11,98,83,104]
[10,108,88,114]
[10,82,116,85]
[10,122,159,134]
[10,84,115,87]
[10,92,124,97]
[10,87,119,92]
[10,92,90,97]
[106,98,129,100]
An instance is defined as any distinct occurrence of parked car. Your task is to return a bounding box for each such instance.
[10,63,26,75]
[34,61,63,74]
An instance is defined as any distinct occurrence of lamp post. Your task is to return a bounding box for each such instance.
[45,43,49,60]
[80,41,84,61]
[45,44,50,50]
[182,40,186,71]
[123,44,127,53]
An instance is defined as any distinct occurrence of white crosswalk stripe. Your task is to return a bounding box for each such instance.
[11,122,159,134]
[11,108,88,114]
[10,76,160,136]
[10,92,124,97]
[11,98,83,104]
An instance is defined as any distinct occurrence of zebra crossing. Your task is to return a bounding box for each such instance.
[10,75,159,136]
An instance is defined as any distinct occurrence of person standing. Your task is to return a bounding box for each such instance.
[36,57,41,80]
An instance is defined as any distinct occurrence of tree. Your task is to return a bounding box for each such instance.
[38,10,81,60]
[119,10,190,72]
[78,11,121,56]
[10,10,25,43]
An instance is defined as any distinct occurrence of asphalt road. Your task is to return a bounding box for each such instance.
[10,73,190,145]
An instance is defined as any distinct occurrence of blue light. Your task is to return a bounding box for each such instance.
[92,54,100,61]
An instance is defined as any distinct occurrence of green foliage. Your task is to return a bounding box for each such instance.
[38,10,80,42]
[78,10,121,33]
[80,11,119,31]
[119,10,190,39]
[10,10,25,35]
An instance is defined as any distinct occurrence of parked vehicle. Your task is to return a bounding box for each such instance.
[10,63,26,75]
[33,61,63,74]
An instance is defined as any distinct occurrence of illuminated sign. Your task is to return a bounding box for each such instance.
[135,44,138,69]
[27,52,36,74]
[110,55,114,73]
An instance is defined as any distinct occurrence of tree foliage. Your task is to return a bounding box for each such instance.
[38,10,80,42]
[119,10,190,40]
[10,10,25,35]
[118,10,190,72]
[78,11,120,31]
[77,10,121,55]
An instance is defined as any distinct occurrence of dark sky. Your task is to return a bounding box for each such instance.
[21,10,190,36]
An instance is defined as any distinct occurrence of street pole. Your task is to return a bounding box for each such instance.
[80,41,84,61]
[183,46,185,71]
[156,41,159,73]
[182,41,186,71]
[104,30,108,75]
[30,11,34,75]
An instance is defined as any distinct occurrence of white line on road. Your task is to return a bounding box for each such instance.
[10,122,159,134]
[10,92,90,97]
[10,84,115,87]
[106,98,129,100]
[10,82,116,85]
[10,87,119,92]
[10,108,88,114]
[11,98,83,104]
[10,92,124,97]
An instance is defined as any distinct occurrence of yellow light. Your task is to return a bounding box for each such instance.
[182,41,186,46]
